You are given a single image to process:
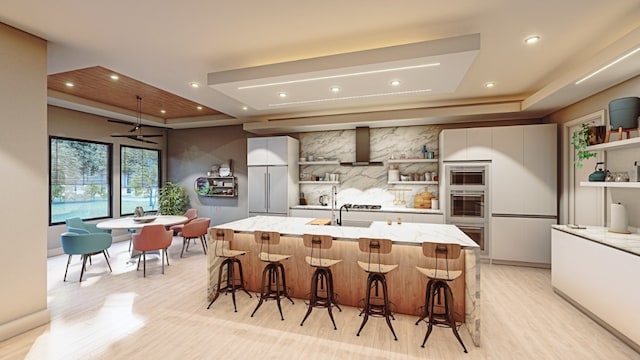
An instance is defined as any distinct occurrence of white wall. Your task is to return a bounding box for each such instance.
[0,23,50,341]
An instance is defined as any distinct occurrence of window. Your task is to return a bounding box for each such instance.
[120,145,161,216]
[50,137,112,224]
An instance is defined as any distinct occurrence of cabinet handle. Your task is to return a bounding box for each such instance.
[267,172,271,210]
[264,172,268,211]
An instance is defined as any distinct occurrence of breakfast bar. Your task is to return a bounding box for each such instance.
[207,216,481,346]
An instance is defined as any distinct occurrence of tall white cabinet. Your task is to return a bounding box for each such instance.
[247,136,299,216]
[491,123,557,265]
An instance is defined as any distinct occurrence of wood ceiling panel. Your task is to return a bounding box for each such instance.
[47,66,226,119]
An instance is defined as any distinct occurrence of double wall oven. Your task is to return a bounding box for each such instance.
[444,162,490,257]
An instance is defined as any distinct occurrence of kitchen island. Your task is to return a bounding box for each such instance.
[207,216,481,346]
[552,225,640,352]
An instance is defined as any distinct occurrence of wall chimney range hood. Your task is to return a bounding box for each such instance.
[340,127,383,166]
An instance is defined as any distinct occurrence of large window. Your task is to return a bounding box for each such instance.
[120,145,160,215]
[50,137,112,224]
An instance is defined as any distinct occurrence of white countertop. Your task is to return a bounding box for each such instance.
[216,216,478,248]
[552,225,640,256]
[290,204,443,215]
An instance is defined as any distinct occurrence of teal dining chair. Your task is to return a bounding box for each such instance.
[65,217,111,235]
[60,232,113,282]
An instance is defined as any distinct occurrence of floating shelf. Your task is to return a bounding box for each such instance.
[388,158,438,163]
[580,181,640,188]
[299,160,340,165]
[586,136,640,151]
[388,181,438,185]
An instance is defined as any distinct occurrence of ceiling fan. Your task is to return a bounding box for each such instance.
[110,96,169,144]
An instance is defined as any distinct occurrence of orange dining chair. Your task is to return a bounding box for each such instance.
[180,217,210,257]
[132,224,173,277]
[169,208,198,235]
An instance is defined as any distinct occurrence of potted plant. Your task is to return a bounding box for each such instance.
[158,182,188,215]
[571,123,597,168]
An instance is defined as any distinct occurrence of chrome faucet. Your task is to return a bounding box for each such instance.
[337,204,349,226]
[330,185,337,225]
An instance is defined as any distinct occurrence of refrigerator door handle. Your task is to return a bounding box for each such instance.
[267,172,271,210]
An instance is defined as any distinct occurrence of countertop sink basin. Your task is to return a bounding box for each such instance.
[337,220,373,228]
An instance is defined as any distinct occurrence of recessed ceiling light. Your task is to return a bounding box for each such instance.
[390,80,401,87]
[484,82,496,88]
[197,106,203,110]
[160,110,166,114]
[65,82,74,87]
[524,35,540,45]
[242,106,249,111]
[189,82,200,88]
[278,92,287,98]
[330,86,341,93]
[110,74,119,80]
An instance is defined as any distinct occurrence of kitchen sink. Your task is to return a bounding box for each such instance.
[337,220,373,228]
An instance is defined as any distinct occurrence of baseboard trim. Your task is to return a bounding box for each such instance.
[553,288,640,354]
[0,309,51,342]
[490,259,551,269]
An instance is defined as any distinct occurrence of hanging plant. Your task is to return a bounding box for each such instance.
[158,182,188,215]
[571,123,597,168]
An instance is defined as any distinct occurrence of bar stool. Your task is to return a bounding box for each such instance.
[250,231,294,320]
[356,237,398,340]
[300,234,342,330]
[415,242,467,353]
[207,228,252,312]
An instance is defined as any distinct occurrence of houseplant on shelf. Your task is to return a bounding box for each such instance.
[571,123,597,168]
[158,182,188,215]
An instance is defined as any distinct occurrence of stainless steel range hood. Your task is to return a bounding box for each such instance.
[340,127,383,166]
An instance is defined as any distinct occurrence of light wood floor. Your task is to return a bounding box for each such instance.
[1,238,639,360]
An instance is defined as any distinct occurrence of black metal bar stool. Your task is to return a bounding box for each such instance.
[207,228,252,312]
[300,234,342,330]
[356,237,398,340]
[415,242,467,353]
[250,231,294,320]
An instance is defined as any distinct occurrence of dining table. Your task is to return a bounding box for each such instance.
[97,215,188,259]
[96,215,188,230]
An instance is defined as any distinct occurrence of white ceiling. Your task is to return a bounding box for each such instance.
[2,0,640,132]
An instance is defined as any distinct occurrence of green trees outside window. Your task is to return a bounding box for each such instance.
[120,145,160,215]
[50,137,112,224]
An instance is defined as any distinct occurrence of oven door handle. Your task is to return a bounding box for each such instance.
[449,190,485,196]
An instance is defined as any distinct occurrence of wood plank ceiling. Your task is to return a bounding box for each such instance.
[47,66,226,120]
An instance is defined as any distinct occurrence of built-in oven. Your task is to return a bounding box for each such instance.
[444,162,490,257]
[455,223,486,254]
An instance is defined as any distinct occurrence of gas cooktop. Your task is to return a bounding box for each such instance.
[344,204,382,210]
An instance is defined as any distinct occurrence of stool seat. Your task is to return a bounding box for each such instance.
[357,261,398,274]
[306,256,342,268]
[259,252,291,263]
[416,266,462,280]
[218,248,247,258]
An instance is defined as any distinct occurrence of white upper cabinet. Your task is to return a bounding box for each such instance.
[440,128,492,161]
[247,136,291,166]
[523,124,557,215]
[491,125,525,214]
[440,128,467,161]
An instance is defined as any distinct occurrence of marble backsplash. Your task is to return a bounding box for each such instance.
[297,125,441,208]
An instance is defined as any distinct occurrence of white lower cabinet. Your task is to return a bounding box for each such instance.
[491,216,556,264]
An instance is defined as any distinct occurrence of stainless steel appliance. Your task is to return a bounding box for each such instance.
[444,162,490,257]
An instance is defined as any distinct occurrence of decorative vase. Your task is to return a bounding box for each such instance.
[608,97,640,130]
[134,206,145,217]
